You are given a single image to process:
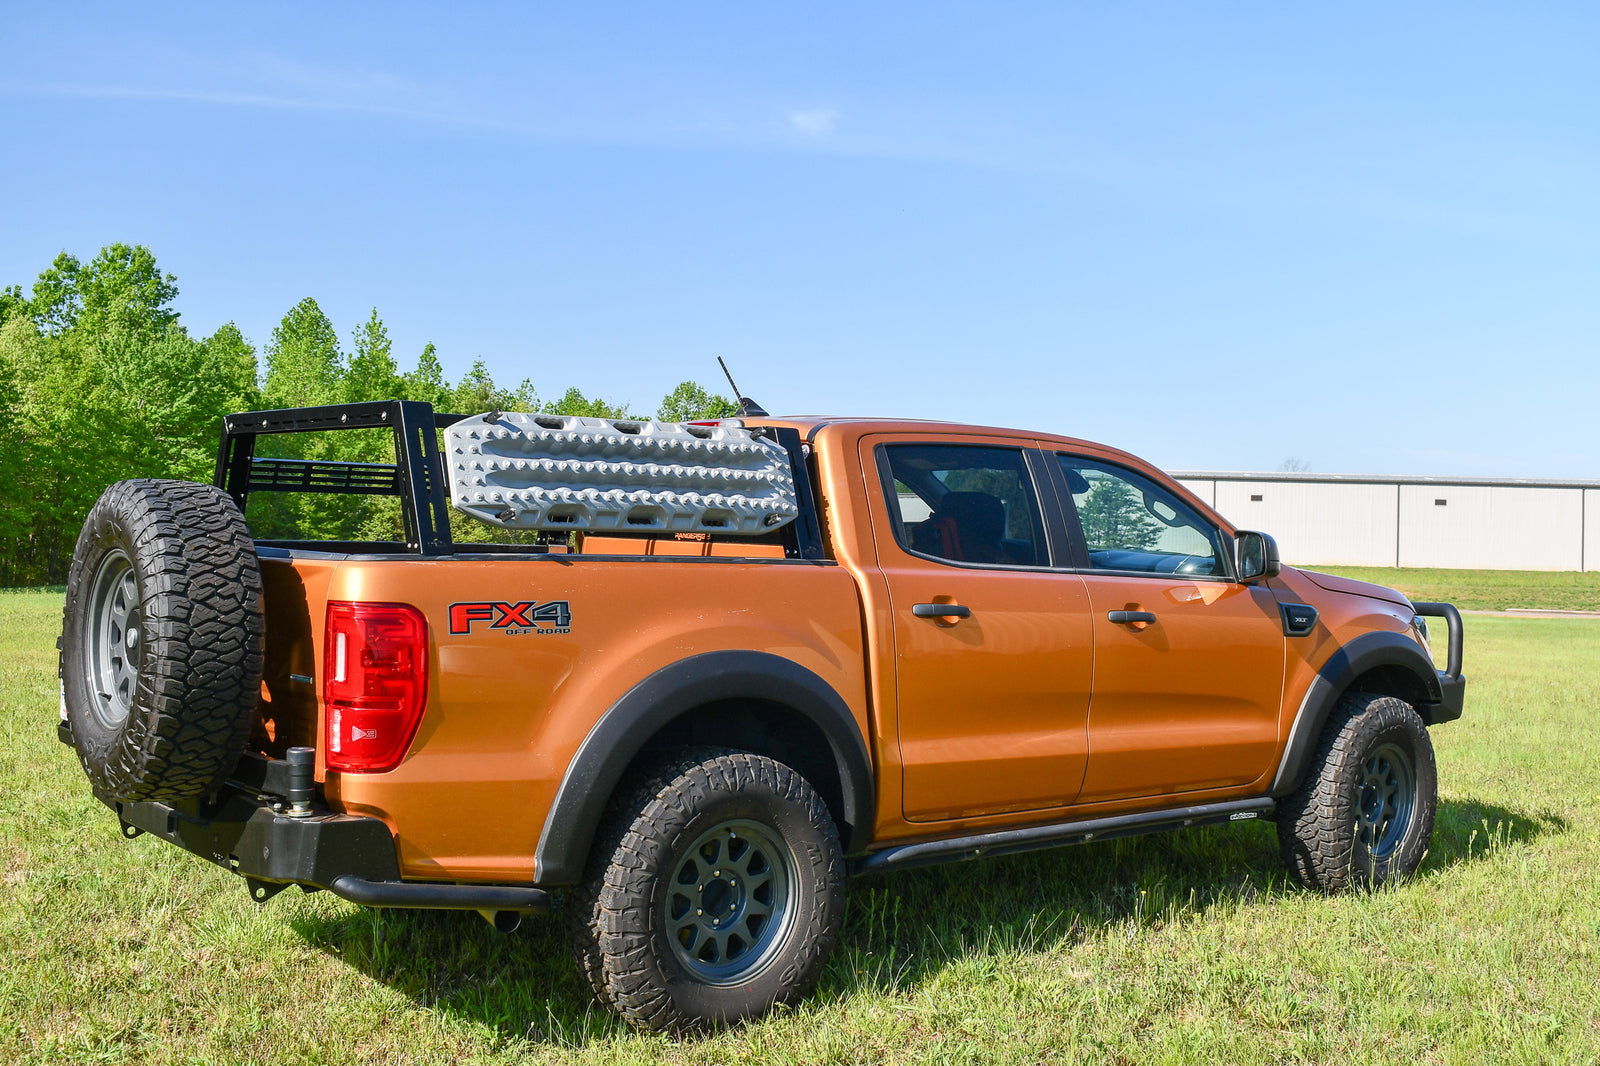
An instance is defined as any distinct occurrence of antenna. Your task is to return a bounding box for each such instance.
[717,356,743,401]
[716,357,768,418]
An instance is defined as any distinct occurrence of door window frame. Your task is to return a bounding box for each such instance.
[872,442,1066,571]
[1041,452,1239,582]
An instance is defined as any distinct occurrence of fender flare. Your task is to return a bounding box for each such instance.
[1271,630,1443,798]
[533,650,875,885]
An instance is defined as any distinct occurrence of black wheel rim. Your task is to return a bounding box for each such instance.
[1356,741,1416,863]
[86,548,141,731]
[666,819,796,986]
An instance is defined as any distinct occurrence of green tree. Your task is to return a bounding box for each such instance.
[403,342,451,409]
[88,326,255,479]
[447,358,543,414]
[542,386,635,419]
[1077,477,1162,550]
[203,323,261,411]
[252,299,362,540]
[0,244,237,583]
[28,252,84,335]
[30,244,179,337]
[0,317,29,584]
[449,358,507,413]
[0,247,770,580]
[263,298,341,410]
[0,285,25,329]
[344,309,403,404]
[657,381,737,422]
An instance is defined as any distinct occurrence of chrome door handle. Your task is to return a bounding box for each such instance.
[913,603,971,619]
[1107,610,1156,625]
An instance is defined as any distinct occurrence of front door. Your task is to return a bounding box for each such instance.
[1053,454,1286,803]
[866,436,1094,822]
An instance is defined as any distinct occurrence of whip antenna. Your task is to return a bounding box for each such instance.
[717,357,768,418]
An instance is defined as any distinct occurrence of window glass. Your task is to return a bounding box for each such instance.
[880,445,1048,566]
[1058,456,1227,576]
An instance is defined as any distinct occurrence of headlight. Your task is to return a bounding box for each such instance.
[1410,614,1434,665]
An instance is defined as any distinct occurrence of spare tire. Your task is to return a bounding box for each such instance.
[61,479,264,802]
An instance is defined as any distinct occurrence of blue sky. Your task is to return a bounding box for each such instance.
[3,4,1596,476]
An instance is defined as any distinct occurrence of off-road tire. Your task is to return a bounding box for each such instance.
[61,479,264,802]
[564,751,697,1013]
[1277,692,1437,891]
[565,747,846,1032]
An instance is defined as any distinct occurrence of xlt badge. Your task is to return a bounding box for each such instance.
[449,600,572,635]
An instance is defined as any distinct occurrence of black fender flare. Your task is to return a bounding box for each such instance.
[1271,630,1443,798]
[533,650,875,885]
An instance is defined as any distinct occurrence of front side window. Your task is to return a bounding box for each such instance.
[1058,456,1227,576]
[880,445,1048,567]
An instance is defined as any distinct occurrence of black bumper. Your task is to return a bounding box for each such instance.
[1412,601,1466,725]
[105,784,551,914]
[1432,670,1466,724]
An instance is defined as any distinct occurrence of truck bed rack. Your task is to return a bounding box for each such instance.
[214,400,825,560]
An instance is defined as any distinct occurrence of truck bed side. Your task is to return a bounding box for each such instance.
[256,550,870,883]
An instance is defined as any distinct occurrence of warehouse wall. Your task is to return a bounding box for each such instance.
[1170,473,1600,571]
[1588,490,1600,572]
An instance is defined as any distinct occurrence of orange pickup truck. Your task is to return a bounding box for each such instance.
[58,399,1464,1031]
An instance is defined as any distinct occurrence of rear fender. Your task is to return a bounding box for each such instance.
[533,650,873,885]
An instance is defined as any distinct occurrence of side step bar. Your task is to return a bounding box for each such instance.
[329,875,551,913]
[851,797,1276,875]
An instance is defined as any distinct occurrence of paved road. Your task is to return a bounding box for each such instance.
[1465,608,1600,619]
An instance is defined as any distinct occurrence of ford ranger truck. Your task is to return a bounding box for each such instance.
[57,399,1465,1031]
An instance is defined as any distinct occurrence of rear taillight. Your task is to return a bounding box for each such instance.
[323,601,429,773]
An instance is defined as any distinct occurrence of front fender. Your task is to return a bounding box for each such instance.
[1271,630,1444,797]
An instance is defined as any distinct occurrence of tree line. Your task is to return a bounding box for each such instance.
[0,244,737,586]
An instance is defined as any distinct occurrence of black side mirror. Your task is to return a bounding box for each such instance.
[1235,530,1281,582]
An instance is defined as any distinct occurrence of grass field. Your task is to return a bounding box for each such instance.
[3,588,1599,1064]
[1308,565,1600,613]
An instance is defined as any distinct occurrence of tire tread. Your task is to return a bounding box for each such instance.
[63,479,264,801]
[565,747,844,1032]
[1277,691,1437,891]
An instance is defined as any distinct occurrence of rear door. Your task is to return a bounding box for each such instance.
[863,434,1094,822]
[1046,454,1285,803]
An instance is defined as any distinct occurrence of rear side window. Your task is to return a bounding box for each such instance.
[1058,456,1227,577]
[879,445,1048,567]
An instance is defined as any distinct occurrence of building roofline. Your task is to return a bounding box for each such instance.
[1169,471,1600,490]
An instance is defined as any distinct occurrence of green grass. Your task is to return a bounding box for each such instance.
[1306,565,1600,613]
[4,591,1599,1064]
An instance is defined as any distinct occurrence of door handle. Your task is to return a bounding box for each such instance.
[1107,610,1156,625]
[912,603,971,620]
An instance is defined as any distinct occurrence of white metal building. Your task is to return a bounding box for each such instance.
[1170,472,1600,571]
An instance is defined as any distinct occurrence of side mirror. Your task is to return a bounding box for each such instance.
[1235,530,1281,582]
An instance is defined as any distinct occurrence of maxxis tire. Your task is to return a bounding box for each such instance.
[566,747,846,1032]
[1277,691,1437,891]
[60,478,265,802]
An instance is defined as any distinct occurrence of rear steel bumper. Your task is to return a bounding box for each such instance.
[60,731,553,913]
[110,790,551,912]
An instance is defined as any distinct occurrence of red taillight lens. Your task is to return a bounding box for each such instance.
[323,601,429,773]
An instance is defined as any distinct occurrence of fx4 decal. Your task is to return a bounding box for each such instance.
[449,600,572,635]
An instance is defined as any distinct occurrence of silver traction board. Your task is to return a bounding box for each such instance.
[445,413,799,535]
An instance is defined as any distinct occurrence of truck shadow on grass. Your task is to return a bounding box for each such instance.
[286,796,1562,1046]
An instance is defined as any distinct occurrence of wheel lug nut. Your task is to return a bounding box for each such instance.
[696,908,702,916]
[713,869,720,877]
